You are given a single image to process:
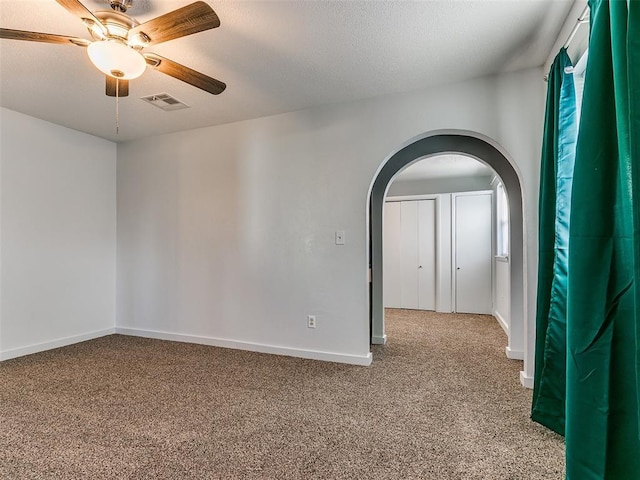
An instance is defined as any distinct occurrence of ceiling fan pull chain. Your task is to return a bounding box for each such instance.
[115,78,119,135]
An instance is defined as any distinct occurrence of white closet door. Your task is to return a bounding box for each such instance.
[418,200,436,310]
[455,193,492,314]
[383,202,402,308]
[400,201,419,308]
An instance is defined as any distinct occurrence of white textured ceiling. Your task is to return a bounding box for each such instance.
[394,154,494,182]
[0,0,574,142]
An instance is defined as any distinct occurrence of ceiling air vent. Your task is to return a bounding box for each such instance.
[140,93,190,111]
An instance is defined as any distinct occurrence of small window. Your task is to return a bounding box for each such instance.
[496,182,510,257]
[573,48,588,128]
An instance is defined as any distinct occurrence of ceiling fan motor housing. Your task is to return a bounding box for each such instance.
[90,10,139,41]
[110,0,133,13]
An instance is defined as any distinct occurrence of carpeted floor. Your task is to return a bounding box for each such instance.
[0,309,565,479]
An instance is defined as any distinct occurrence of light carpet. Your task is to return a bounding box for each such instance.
[0,309,564,479]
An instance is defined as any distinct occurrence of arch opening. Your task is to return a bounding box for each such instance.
[369,131,525,365]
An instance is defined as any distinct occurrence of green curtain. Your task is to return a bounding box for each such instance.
[566,0,640,478]
[532,48,577,436]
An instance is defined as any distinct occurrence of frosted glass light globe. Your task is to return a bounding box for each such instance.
[87,40,146,80]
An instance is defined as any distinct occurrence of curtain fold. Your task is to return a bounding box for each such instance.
[631,1,640,438]
[565,0,640,478]
[531,48,577,436]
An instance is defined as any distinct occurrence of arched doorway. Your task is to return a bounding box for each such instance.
[369,131,525,367]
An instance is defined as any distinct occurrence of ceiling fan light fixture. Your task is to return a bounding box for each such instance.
[87,40,146,79]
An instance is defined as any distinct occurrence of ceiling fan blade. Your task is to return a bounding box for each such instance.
[55,0,108,36]
[144,53,226,95]
[0,28,90,46]
[128,1,220,47]
[106,76,130,97]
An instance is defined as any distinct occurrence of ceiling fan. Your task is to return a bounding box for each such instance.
[0,0,226,98]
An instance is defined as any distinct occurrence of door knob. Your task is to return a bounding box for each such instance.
[418,265,423,269]
[457,267,461,270]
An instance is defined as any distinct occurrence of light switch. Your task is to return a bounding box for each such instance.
[335,231,345,245]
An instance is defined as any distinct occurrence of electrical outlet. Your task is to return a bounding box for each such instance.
[335,231,345,245]
[307,315,316,328]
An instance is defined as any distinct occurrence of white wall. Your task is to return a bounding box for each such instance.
[0,108,117,360]
[117,67,545,372]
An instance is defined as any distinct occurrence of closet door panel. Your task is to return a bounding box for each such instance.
[418,200,436,310]
[383,202,403,308]
[400,201,419,308]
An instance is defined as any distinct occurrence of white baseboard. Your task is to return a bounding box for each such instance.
[520,370,534,389]
[115,327,373,366]
[0,327,116,361]
[493,310,509,335]
[371,334,387,345]
[505,346,524,360]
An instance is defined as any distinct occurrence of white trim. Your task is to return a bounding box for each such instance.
[385,194,439,202]
[371,334,387,345]
[506,346,524,361]
[386,191,492,203]
[494,310,509,335]
[451,193,457,311]
[0,328,116,361]
[433,195,443,312]
[450,189,493,197]
[520,370,534,389]
[116,327,373,366]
